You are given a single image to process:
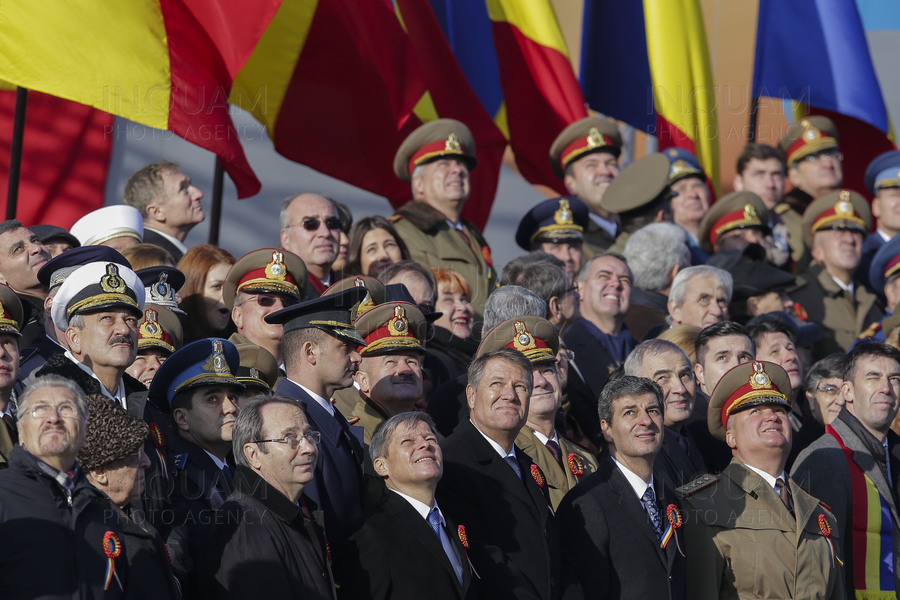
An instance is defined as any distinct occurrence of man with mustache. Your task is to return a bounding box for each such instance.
[390,119,496,319]
[793,342,900,598]
[199,395,334,599]
[0,376,130,598]
[266,287,369,544]
[148,337,243,590]
[335,412,476,600]
[38,260,145,412]
[348,301,428,444]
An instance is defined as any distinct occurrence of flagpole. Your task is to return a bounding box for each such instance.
[208,157,224,246]
[748,96,759,143]
[6,87,29,220]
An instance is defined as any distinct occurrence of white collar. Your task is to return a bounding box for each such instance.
[389,489,445,524]
[611,456,654,501]
[445,219,464,232]
[531,428,558,446]
[830,275,854,296]
[290,378,334,417]
[144,227,188,254]
[589,212,617,237]
[878,229,893,243]
[204,450,228,471]
[470,419,516,459]
[64,351,127,409]
[743,463,786,491]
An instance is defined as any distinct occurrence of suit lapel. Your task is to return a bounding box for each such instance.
[607,461,663,551]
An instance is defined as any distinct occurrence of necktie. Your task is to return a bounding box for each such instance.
[775,478,794,515]
[642,486,663,540]
[428,507,464,584]
[427,507,443,539]
[221,463,233,484]
[545,439,562,465]
[505,455,522,480]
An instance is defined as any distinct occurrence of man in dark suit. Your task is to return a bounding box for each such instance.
[335,412,474,600]
[437,347,560,600]
[266,286,369,543]
[123,160,206,262]
[557,375,686,600]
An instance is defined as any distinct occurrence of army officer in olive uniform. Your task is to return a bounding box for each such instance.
[390,119,496,319]
[678,360,844,599]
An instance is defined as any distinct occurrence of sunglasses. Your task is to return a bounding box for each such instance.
[243,294,299,308]
[290,217,342,231]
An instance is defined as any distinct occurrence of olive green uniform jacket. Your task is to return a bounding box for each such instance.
[678,460,844,600]
[390,201,496,318]
[515,427,599,511]
[350,396,390,446]
[789,262,883,360]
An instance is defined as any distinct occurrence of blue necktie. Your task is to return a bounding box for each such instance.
[505,455,522,480]
[428,507,464,584]
[642,486,663,540]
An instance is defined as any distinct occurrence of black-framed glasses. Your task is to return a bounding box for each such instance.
[253,431,321,449]
[240,294,299,309]
[289,217,342,231]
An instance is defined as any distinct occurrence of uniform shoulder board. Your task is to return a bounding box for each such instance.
[817,498,832,512]
[388,214,403,223]
[676,473,719,497]
[858,321,882,340]
[347,415,361,425]
[560,433,593,452]
[173,452,188,471]
[774,202,791,215]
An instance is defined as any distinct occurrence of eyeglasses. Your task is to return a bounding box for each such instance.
[238,294,299,309]
[801,150,843,164]
[816,384,840,395]
[253,431,321,449]
[28,403,80,420]
[559,350,575,362]
[288,217,342,231]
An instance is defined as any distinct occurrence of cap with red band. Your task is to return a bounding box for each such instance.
[707,360,792,441]
[549,116,622,180]
[224,248,307,310]
[779,116,838,165]
[477,315,560,363]
[393,119,477,182]
[698,191,769,254]
[801,190,870,248]
[354,301,427,357]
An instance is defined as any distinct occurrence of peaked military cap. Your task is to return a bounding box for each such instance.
[355,301,427,357]
[51,261,144,331]
[664,147,706,185]
[801,189,871,248]
[0,284,23,337]
[234,342,279,392]
[137,304,183,354]
[37,246,130,290]
[394,119,477,182]
[865,149,900,194]
[600,153,671,215]
[30,224,80,250]
[70,205,144,247]
[515,196,589,250]
[224,248,307,310]
[698,191,770,254]
[149,337,241,406]
[779,116,838,165]
[137,266,186,315]
[265,286,368,346]
[477,315,559,363]
[549,116,622,179]
[323,275,387,321]
[868,234,900,297]
[707,360,792,441]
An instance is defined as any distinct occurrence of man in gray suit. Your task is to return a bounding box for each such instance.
[793,342,900,598]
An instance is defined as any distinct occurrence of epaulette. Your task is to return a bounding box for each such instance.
[388,214,403,223]
[347,415,360,425]
[774,202,791,215]
[173,452,188,471]
[676,473,719,497]
[560,432,593,453]
[817,498,832,512]
[858,321,882,340]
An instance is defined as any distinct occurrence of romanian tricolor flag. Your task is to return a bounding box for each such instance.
[231,0,427,207]
[419,0,587,195]
[0,0,282,199]
[395,0,508,229]
[752,0,895,197]
[581,0,720,192]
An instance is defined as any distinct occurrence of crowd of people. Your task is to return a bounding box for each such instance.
[0,113,898,599]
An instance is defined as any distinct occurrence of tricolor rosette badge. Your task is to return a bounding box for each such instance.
[102,531,123,591]
[660,504,685,556]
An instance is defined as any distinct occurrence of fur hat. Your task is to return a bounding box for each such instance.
[78,394,149,471]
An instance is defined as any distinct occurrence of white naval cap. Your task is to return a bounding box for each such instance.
[51,261,145,331]
[70,205,144,247]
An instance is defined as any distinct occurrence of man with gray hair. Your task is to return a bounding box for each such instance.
[335,412,475,599]
[624,223,692,339]
[557,375,687,599]
[0,375,131,598]
[500,252,580,331]
[438,347,560,600]
[564,252,636,400]
[667,265,733,328]
[624,339,707,488]
[198,395,335,599]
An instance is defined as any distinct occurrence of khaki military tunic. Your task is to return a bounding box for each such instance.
[582,220,617,260]
[0,419,13,467]
[390,201,496,318]
[789,262,883,360]
[678,460,844,600]
[350,397,390,446]
[516,427,599,510]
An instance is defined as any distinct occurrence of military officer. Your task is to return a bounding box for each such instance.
[125,304,183,388]
[70,205,144,252]
[224,248,307,366]
[776,116,842,263]
[391,119,496,318]
[664,147,709,261]
[480,315,598,509]
[696,191,770,257]
[137,265,186,316]
[515,196,589,275]
[859,149,900,289]
[600,153,674,254]
[790,190,883,359]
[0,284,22,465]
[678,360,844,599]
[349,301,428,444]
[549,116,623,256]
[233,342,279,399]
